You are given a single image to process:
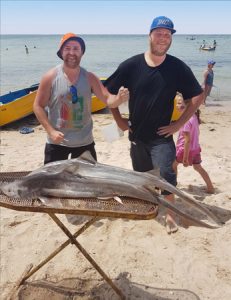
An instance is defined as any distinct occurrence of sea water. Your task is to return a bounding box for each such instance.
[1,34,231,103]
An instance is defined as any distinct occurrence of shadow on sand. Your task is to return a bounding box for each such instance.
[17,272,201,300]
[0,114,39,131]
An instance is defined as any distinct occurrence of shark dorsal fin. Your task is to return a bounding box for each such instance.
[79,151,97,165]
[28,151,96,177]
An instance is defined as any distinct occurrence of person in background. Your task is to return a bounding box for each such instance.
[173,94,214,194]
[33,33,129,165]
[25,45,29,54]
[200,40,206,49]
[104,16,204,234]
[202,59,216,105]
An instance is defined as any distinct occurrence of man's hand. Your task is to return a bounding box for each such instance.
[183,158,190,167]
[116,86,129,104]
[157,122,181,137]
[49,129,65,143]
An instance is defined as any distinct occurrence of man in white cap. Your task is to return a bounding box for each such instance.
[105,16,204,234]
[34,33,129,164]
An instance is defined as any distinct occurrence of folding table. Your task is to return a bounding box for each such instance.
[0,171,158,300]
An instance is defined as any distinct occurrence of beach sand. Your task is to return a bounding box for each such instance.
[0,103,231,300]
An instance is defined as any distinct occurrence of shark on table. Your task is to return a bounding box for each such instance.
[0,151,223,229]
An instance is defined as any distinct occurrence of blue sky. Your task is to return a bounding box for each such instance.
[1,0,231,34]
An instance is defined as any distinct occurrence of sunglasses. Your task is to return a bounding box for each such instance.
[70,85,78,104]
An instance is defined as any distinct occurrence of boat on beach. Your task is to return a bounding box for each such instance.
[0,80,107,127]
[92,77,107,113]
[0,84,39,127]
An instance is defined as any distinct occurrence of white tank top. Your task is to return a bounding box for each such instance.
[47,65,94,147]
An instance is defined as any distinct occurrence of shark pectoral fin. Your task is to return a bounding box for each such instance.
[39,196,62,208]
[38,196,50,205]
[113,196,123,204]
[96,196,123,204]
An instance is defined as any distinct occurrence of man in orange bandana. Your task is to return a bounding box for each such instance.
[34,33,129,164]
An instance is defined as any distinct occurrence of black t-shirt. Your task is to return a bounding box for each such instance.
[104,53,202,143]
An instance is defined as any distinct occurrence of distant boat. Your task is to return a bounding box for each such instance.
[189,36,196,40]
[200,45,216,51]
[0,80,107,127]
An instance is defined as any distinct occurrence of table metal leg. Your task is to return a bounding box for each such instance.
[21,216,99,283]
[49,213,126,300]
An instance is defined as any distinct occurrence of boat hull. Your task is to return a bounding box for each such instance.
[91,95,106,113]
[0,90,37,126]
[92,77,107,113]
[200,46,216,51]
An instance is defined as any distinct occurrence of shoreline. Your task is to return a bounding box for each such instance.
[0,104,231,299]
[2,34,231,101]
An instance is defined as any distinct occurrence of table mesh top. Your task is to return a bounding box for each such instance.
[0,171,158,220]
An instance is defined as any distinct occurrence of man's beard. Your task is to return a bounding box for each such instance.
[150,41,171,56]
[63,55,81,69]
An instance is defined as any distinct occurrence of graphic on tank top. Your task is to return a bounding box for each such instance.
[56,91,84,130]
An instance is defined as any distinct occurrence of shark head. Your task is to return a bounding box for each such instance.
[0,180,37,198]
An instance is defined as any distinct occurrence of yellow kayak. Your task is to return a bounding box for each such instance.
[0,85,38,127]
[91,77,107,112]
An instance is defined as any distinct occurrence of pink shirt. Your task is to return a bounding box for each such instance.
[176,114,200,154]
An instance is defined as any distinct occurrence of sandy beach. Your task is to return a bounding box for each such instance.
[0,103,231,300]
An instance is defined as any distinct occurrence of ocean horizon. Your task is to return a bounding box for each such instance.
[1,34,231,103]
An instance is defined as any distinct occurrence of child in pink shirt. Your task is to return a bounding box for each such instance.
[173,94,214,193]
